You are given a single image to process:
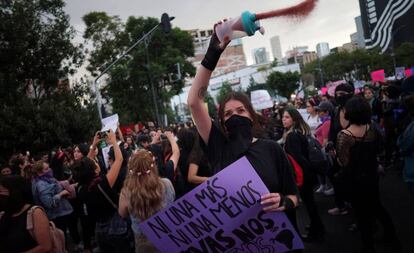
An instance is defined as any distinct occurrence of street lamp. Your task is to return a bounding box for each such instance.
[94,13,174,121]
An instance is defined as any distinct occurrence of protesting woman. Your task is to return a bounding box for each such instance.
[337,96,400,253]
[118,150,175,253]
[187,27,298,225]
[76,130,132,253]
[282,108,325,242]
[0,175,52,252]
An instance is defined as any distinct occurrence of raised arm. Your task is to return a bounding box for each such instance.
[165,131,180,171]
[87,131,101,160]
[188,29,229,145]
[105,130,123,188]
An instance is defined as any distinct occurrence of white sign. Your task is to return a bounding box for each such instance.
[251,89,273,110]
[101,114,119,132]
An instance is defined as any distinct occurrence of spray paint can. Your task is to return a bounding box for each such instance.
[215,11,264,44]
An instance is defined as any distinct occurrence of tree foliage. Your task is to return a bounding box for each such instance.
[83,13,195,124]
[0,0,98,159]
[216,82,233,105]
[266,71,301,99]
[302,43,414,86]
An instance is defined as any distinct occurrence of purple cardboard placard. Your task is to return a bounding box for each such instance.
[139,156,304,253]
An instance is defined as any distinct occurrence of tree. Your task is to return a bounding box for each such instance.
[83,13,195,125]
[301,44,414,84]
[205,93,217,119]
[395,42,414,68]
[266,71,300,99]
[216,82,233,104]
[0,0,97,159]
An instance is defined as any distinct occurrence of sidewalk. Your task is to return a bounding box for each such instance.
[297,169,414,253]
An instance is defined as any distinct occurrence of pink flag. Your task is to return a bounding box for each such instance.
[371,69,385,82]
[406,69,413,77]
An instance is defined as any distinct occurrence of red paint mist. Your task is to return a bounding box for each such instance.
[255,0,318,20]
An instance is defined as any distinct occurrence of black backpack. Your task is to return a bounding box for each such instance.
[307,135,330,173]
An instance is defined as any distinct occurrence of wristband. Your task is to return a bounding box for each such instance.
[200,33,225,71]
[279,195,295,210]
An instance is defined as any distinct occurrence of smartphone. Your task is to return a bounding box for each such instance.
[98,130,109,139]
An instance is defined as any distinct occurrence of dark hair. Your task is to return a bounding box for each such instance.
[176,128,197,153]
[0,175,33,213]
[9,154,25,175]
[344,96,372,125]
[218,92,260,136]
[284,108,311,135]
[403,95,414,117]
[73,158,97,186]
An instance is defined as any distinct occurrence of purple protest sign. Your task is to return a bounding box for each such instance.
[139,156,304,253]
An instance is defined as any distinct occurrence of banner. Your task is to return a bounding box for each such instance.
[371,69,385,83]
[251,90,274,110]
[140,157,304,253]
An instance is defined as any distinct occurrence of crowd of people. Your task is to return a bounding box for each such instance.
[1,30,414,253]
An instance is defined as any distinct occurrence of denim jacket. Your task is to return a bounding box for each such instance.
[32,179,73,220]
[398,120,414,190]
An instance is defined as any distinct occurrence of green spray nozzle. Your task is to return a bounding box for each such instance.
[241,11,260,36]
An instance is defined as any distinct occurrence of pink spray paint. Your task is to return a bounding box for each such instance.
[256,0,319,20]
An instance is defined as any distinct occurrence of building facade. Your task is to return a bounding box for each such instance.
[316,43,330,58]
[359,0,414,53]
[187,29,247,78]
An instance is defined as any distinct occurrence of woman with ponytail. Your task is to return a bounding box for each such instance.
[119,150,175,253]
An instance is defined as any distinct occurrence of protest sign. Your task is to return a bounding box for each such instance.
[101,114,119,132]
[140,157,304,253]
[371,69,385,83]
[251,90,273,111]
[395,67,406,80]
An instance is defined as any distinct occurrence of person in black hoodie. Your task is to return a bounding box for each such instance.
[326,83,355,215]
[282,108,325,242]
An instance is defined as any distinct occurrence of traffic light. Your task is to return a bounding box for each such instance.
[161,13,174,35]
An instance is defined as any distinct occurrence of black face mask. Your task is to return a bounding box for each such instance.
[335,93,353,107]
[224,115,253,159]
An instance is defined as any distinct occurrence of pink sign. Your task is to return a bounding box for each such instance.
[321,87,328,95]
[371,69,385,82]
[406,69,413,77]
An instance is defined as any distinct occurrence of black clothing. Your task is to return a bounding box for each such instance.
[78,176,118,222]
[284,131,311,175]
[285,131,324,235]
[202,121,297,196]
[328,107,344,145]
[176,146,193,196]
[0,206,38,253]
[337,125,397,249]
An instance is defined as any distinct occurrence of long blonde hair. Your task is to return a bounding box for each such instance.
[122,150,164,220]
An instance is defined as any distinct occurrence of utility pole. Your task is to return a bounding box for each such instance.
[144,36,161,126]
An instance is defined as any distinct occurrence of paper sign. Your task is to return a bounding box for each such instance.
[371,69,385,83]
[101,114,119,132]
[251,90,274,110]
[101,145,112,170]
[395,67,406,80]
[140,157,304,253]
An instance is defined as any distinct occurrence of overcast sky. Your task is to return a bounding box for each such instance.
[64,0,361,65]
